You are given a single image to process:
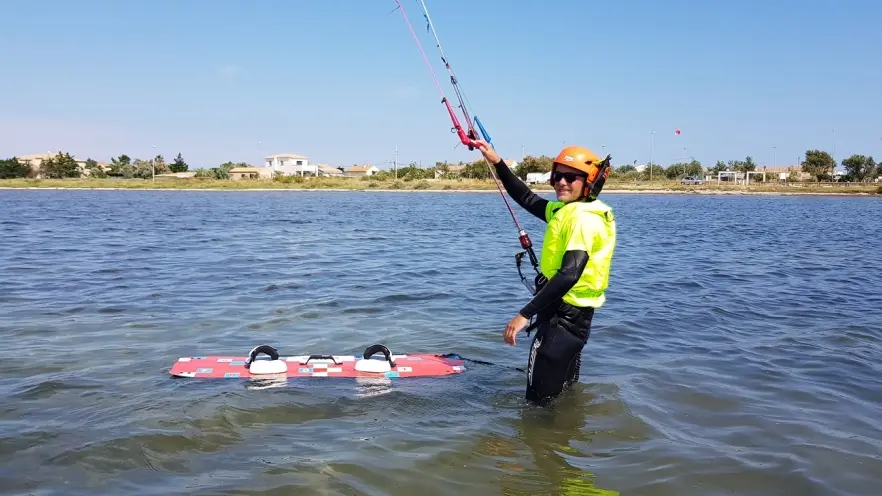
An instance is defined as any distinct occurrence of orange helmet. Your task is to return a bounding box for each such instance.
[551,145,612,201]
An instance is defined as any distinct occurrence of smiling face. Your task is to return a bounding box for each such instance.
[550,163,588,203]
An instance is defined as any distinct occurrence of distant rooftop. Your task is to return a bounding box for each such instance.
[265,153,307,159]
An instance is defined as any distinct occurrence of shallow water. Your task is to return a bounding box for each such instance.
[1,189,880,495]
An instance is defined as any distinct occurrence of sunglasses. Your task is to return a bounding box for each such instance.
[551,170,587,183]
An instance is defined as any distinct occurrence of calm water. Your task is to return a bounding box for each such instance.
[1,189,880,495]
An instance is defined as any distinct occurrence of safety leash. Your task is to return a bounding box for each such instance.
[438,353,525,373]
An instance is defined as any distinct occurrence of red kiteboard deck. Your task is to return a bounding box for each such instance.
[169,353,465,379]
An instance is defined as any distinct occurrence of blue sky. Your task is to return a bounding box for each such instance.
[1,0,879,171]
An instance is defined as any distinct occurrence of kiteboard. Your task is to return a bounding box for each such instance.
[168,343,466,379]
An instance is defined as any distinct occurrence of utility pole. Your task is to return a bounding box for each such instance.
[394,143,398,179]
[683,147,687,177]
[650,130,655,181]
[832,129,836,175]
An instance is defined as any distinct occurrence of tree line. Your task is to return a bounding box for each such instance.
[0,150,274,181]
[391,148,878,183]
[0,152,191,179]
[512,149,879,183]
[106,153,190,178]
[2,148,878,183]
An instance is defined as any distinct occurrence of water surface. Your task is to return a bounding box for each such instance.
[1,189,880,495]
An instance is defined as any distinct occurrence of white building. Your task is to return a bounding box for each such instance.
[265,153,316,176]
[344,165,380,177]
[315,164,344,177]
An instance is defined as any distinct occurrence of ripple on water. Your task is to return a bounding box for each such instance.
[0,190,881,495]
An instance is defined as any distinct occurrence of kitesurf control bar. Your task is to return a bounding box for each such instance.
[474,116,491,144]
[443,97,477,149]
[472,110,543,295]
[395,0,544,295]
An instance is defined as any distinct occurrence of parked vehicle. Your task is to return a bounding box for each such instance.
[681,176,704,185]
[525,172,551,185]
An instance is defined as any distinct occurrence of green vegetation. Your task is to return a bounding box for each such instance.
[1,148,879,195]
[0,157,31,179]
[1,176,878,195]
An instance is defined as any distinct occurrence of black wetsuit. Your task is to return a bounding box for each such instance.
[492,159,596,405]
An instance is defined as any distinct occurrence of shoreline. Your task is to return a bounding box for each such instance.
[1,178,878,197]
[0,185,877,196]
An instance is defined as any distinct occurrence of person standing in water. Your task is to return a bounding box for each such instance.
[473,139,617,406]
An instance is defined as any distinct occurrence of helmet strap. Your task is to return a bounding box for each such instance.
[581,155,612,202]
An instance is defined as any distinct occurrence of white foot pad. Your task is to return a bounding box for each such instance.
[249,359,288,375]
[354,359,392,373]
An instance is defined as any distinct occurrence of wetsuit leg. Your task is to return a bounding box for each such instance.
[566,348,582,386]
[525,303,594,405]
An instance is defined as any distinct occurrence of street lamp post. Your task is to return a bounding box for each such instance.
[683,147,687,176]
[832,129,836,175]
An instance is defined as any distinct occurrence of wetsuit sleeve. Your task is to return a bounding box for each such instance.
[492,158,548,222]
[519,250,588,319]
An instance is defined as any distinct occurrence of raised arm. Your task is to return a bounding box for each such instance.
[491,158,548,222]
[473,139,549,223]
